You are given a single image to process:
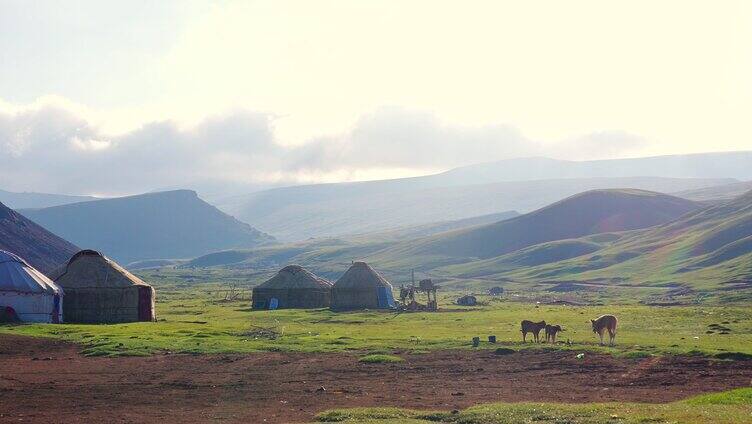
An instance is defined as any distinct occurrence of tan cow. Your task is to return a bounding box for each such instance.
[521,320,546,343]
[591,315,618,346]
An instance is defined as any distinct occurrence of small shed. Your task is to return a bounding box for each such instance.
[488,286,504,296]
[457,295,477,306]
[252,265,332,309]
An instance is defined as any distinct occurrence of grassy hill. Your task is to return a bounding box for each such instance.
[0,201,78,273]
[446,189,752,298]
[373,189,700,268]
[21,190,275,264]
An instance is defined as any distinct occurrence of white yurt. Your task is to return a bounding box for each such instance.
[0,250,63,323]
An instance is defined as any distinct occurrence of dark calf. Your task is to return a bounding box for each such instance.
[521,320,546,343]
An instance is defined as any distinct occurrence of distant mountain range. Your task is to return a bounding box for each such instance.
[0,189,96,209]
[5,151,750,242]
[215,151,752,241]
[20,190,275,264]
[0,201,78,274]
[673,181,752,203]
[218,176,730,241]
[433,151,752,185]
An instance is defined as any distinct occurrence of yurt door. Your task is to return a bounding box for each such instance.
[138,287,153,321]
[52,294,61,324]
[377,287,394,308]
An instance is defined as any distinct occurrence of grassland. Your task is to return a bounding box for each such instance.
[2,273,751,423]
[2,275,751,358]
[314,388,752,423]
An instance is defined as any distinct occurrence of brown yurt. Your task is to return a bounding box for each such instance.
[49,250,156,323]
[330,261,395,310]
[252,265,332,309]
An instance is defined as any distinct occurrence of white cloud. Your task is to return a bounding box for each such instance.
[0,99,645,195]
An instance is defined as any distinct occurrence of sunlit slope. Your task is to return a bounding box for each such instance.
[373,189,700,269]
[462,189,752,290]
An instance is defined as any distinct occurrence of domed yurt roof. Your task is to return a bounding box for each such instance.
[49,250,149,288]
[333,261,393,290]
[257,265,331,290]
[0,250,62,295]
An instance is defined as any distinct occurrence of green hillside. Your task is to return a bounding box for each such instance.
[448,190,752,298]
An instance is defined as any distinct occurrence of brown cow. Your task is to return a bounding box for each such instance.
[544,324,564,343]
[591,315,618,346]
[521,320,546,343]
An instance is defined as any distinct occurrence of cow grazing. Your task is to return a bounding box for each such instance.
[545,324,564,343]
[591,315,618,346]
[521,320,546,343]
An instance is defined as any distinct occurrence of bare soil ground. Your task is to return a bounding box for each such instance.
[1,334,751,424]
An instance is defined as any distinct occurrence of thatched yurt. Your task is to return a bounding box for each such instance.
[0,250,63,323]
[331,262,395,310]
[49,250,155,323]
[252,265,332,309]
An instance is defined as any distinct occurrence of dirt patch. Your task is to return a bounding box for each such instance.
[1,334,751,424]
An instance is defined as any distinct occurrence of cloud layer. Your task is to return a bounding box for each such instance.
[0,101,644,196]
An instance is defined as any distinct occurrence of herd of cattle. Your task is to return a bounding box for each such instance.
[520,314,618,346]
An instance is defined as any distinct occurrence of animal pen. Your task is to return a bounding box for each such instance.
[399,277,438,311]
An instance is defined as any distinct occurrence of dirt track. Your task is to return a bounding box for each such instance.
[1,335,751,423]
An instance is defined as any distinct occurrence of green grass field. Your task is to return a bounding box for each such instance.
[314,388,752,423]
[2,278,751,358]
[2,274,751,422]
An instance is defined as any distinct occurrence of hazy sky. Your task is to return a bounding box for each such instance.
[1,0,751,195]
